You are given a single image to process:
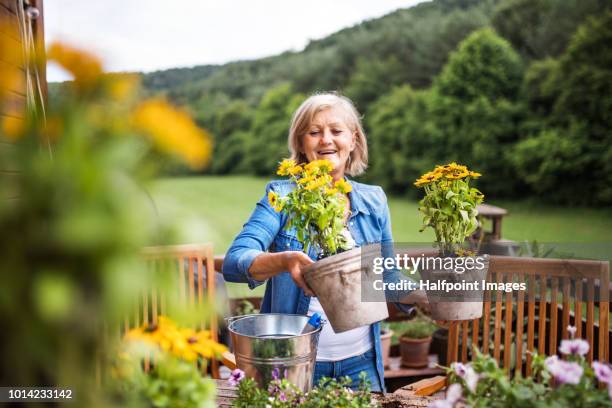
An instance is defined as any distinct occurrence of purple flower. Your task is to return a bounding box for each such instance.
[567,325,577,339]
[559,339,590,356]
[593,362,612,384]
[452,362,467,377]
[451,362,479,392]
[272,367,280,380]
[228,369,245,386]
[278,391,287,402]
[545,356,583,385]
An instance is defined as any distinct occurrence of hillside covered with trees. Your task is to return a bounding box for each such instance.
[141,0,612,206]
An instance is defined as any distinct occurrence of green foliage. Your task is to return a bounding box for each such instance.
[435,27,524,101]
[400,320,437,340]
[512,11,612,204]
[234,372,377,408]
[366,85,438,195]
[492,0,610,59]
[0,46,214,405]
[117,349,217,408]
[242,84,305,176]
[443,348,612,408]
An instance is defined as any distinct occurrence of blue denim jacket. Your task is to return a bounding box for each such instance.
[223,179,415,391]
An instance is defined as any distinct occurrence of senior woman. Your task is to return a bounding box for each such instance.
[223,93,423,392]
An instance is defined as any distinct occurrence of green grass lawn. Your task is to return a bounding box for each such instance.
[148,176,612,297]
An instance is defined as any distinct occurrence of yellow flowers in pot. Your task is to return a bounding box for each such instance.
[415,163,484,256]
[269,159,352,258]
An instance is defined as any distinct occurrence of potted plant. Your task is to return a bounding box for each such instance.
[399,318,437,368]
[270,159,388,333]
[380,323,394,368]
[414,163,489,321]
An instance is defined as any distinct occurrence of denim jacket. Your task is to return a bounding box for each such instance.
[223,179,415,391]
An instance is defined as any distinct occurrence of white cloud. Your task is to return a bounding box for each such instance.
[45,0,426,81]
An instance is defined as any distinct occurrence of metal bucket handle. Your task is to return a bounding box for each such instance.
[224,314,259,330]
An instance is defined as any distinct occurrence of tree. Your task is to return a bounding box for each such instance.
[242,84,305,176]
[366,86,439,195]
[492,0,610,60]
[431,28,526,197]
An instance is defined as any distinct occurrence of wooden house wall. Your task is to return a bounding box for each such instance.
[0,0,45,198]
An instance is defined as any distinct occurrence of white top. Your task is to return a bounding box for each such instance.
[308,227,372,361]
[308,297,373,361]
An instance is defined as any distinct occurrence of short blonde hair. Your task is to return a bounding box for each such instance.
[288,92,368,177]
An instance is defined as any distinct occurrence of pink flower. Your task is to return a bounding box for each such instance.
[446,383,462,404]
[593,362,612,384]
[567,325,577,338]
[559,339,589,356]
[429,400,453,408]
[545,356,583,385]
[428,383,465,408]
[228,368,245,386]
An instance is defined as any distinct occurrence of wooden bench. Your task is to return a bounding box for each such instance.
[444,256,610,374]
[133,243,221,377]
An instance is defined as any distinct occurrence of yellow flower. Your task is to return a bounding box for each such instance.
[305,159,333,175]
[469,171,482,178]
[335,179,352,194]
[287,164,303,176]
[47,42,103,92]
[305,175,332,191]
[184,329,228,359]
[277,159,297,176]
[131,99,212,169]
[268,191,279,208]
[324,187,338,196]
[106,73,139,101]
[298,175,315,185]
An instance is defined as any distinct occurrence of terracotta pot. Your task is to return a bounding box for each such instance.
[303,247,389,333]
[380,329,393,368]
[420,255,490,320]
[399,336,432,368]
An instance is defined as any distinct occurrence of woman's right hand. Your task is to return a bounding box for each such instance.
[248,251,315,296]
[282,251,315,296]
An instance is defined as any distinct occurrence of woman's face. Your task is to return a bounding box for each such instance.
[301,107,356,181]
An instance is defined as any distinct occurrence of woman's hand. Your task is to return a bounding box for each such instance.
[248,251,315,296]
[283,251,315,296]
[400,289,430,314]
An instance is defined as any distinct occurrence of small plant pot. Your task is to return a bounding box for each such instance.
[421,255,490,321]
[303,247,389,333]
[399,336,432,368]
[380,329,393,368]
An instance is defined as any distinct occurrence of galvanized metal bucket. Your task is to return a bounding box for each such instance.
[226,314,323,392]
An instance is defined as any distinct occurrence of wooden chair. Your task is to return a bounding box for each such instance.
[130,243,221,378]
[444,256,610,374]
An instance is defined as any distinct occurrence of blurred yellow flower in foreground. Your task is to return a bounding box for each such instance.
[124,316,226,362]
[131,99,212,169]
[47,42,103,91]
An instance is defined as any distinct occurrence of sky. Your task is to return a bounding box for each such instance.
[45,0,426,82]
